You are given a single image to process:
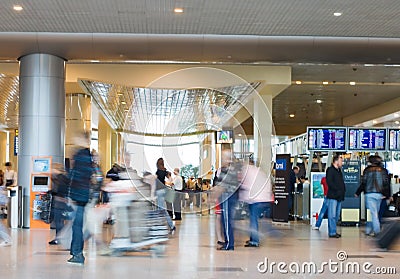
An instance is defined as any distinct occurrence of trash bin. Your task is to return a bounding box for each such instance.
[7,186,19,228]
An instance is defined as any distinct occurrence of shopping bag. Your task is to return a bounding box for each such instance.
[165,188,176,203]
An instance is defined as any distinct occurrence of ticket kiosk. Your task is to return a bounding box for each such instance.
[29,157,52,229]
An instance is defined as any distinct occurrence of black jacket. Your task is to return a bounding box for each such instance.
[69,148,94,204]
[326,165,346,201]
[356,165,391,198]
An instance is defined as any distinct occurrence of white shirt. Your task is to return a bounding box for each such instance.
[3,170,17,187]
[173,175,183,191]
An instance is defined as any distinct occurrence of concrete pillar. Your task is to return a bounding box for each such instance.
[253,94,273,174]
[65,93,91,159]
[98,114,112,174]
[18,54,66,228]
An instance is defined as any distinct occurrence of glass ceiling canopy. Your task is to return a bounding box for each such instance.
[0,74,19,130]
[79,79,260,136]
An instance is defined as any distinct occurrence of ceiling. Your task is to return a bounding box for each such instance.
[1,0,400,37]
[273,64,400,135]
[1,1,400,63]
[79,79,260,136]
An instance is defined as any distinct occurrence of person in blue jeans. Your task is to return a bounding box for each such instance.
[355,155,391,237]
[313,176,329,229]
[68,133,95,265]
[239,160,274,247]
[325,155,346,238]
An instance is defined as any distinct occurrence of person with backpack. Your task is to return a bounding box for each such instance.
[355,155,391,237]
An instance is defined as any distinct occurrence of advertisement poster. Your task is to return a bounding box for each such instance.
[33,158,51,173]
[341,160,361,213]
[311,172,325,199]
[273,154,291,223]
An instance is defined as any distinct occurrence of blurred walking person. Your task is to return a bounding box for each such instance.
[240,159,274,247]
[67,132,95,265]
[172,168,183,221]
[355,155,390,236]
[0,184,12,246]
[155,158,175,231]
[49,163,70,245]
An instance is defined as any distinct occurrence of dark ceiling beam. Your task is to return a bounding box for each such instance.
[1,33,400,64]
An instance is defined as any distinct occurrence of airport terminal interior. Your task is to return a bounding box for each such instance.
[0,1,400,278]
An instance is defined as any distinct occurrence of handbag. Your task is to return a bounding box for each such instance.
[165,187,176,203]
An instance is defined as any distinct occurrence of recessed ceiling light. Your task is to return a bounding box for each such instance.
[90,60,100,63]
[6,118,10,121]
[349,81,356,85]
[124,109,129,112]
[117,92,123,96]
[238,133,242,137]
[333,12,342,17]
[395,121,399,125]
[295,81,302,85]
[316,99,323,104]
[121,101,126,105]
[394,113,399,118]
[174,8,184,13]
[289,114,295,118]
[322,81,329,85]
[372,120,377,124]
[13,5,23,11]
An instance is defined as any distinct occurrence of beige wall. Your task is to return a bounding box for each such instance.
[98,115,112,174]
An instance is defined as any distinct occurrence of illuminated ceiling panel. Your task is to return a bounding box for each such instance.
[0,74,19,130]
[79,79,260,136]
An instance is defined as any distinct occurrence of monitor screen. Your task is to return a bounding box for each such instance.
[348,128,386,151]
[388,129,400,151]
[33,176,49,186]
[307,127,347,151]
[216,130,234,144]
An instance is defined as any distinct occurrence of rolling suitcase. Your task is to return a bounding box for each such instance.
[376,219,400,249]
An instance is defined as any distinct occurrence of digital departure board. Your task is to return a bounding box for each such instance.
[348,128,386,151]
[307,127,347,151]
[388,129,400,151]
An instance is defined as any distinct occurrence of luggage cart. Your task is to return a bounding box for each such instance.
[104,178,169,257]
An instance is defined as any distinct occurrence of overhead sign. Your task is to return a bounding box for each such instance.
[307,127,347,152]
[348,128,386,151]
[273,154,291,223]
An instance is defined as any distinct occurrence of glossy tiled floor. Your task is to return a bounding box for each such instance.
[0,215,398,279]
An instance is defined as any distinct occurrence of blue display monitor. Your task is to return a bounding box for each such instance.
[348,128,386,151]
[216,130,234,144]
[307,127,347,152]
[388,128,400,151]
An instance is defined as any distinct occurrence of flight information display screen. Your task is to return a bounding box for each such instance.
[388,129,400,151]
[348,128,386,151]
[307,127,347,151]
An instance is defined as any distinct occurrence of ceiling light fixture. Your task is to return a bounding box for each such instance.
[121,101,126,105]
[13,5,23,11]
[333,12,342,17]
[395,121,400,125]
[349,81,356,86]
[372,120,377,124]
[90,60,100,63]
[238,133,242,137]
[295,81,302,85]
[316,99,323,104]
[394,113,399,118]
[174,8,184,13]
[289,114,295,118]
[322,81,329,85]
[6,118,10,121]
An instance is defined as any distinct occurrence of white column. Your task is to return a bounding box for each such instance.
[65,93,91,159]
[18,54,66,228]
[253,94,273,174]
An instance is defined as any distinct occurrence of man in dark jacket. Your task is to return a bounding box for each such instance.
[326,155,345,238]
[68,133,94,265]
[355,155,390,236]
